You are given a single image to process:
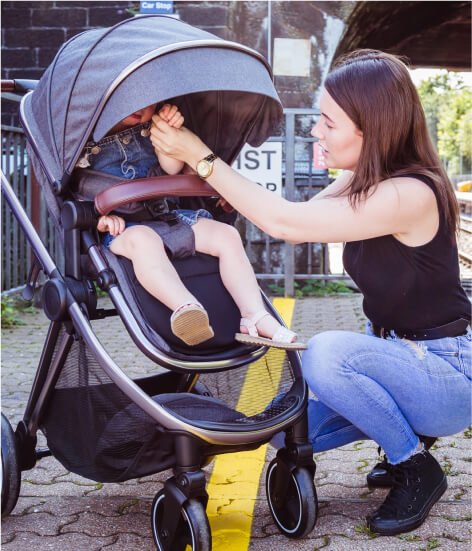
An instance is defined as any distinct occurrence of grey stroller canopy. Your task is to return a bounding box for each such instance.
[21,14,283,194]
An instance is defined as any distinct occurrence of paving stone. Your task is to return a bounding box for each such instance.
[1,296,470,550]
[1,532,116,550]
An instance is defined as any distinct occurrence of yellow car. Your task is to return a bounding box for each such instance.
[457,181,472,192]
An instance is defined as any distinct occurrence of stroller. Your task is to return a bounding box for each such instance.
[1,15,318,550]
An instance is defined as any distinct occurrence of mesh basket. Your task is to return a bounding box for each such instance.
[40,328,299,482]
[41,328,176,482]
[198,347,297,419]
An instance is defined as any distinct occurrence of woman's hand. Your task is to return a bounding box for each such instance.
[150,117,211,169]
[97,215,125,236]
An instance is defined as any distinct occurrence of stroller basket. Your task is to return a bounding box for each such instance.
[41,326,302,483]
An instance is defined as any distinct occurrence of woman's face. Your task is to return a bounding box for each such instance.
[311,89,363,171]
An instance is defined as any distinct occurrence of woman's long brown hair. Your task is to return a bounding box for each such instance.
[325,49,459,235]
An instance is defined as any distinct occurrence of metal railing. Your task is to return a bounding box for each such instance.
[1,102,347,295]
[1,124,31,291]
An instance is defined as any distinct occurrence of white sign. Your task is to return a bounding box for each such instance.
[273,38,311,77]
[232,142,282,195]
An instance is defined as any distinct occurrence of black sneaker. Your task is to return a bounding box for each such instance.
[366,449,447,536]
[367,437,437,488]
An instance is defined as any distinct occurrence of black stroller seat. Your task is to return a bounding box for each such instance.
[105,249,253,357]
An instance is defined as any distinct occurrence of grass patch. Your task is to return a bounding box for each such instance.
[1,296,36,327]
[269,279,354,298]
[354,523,378,538]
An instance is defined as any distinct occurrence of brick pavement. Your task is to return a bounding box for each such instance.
[1,295,471,550]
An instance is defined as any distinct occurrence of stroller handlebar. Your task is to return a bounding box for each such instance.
[1,79,38,93]
[94,174,232,216]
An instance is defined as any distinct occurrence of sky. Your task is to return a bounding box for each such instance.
[409,68,472,87]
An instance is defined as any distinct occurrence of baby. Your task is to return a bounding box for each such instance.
[81,103,305,349]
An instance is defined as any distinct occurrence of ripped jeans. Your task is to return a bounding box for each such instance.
[301,324,472,464]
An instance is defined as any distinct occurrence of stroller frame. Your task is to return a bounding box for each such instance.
[2,170,317,548]
[2,16,318,550]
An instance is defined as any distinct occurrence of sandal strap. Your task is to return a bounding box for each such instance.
[171,302,203,322]
[240,310,271,338]
[272,326,297,344]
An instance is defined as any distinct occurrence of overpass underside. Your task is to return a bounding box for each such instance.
[335,1,471,70]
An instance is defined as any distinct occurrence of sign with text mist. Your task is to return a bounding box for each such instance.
[232,142,282,195]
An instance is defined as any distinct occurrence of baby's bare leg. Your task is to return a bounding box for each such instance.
[110,225,197,310]
[192,218,283,338]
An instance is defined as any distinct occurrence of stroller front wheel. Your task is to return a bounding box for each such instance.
[266,458,318,538]
[151,489,211,551]
[1,412,21,518]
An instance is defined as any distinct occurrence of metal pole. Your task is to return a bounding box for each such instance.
[267,0,272,66]
[284,111,295,297]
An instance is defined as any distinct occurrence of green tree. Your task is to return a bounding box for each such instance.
[417,73,456,147]
[416,72,470,175]
[437,88,472,175]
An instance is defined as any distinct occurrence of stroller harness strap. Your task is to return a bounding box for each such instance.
[95,174,222,216]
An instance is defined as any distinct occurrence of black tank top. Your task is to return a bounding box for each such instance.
[343,174,470,329]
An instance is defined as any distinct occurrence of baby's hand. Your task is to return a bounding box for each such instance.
[158,104,184,128]
[216,198,228,209]
[97,215,125,236]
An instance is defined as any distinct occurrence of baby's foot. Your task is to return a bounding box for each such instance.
[241,313,293,341]
[170,303,214,346]
[236,310,307,350]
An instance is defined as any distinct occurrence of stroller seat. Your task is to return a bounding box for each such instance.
[103,246,259,358]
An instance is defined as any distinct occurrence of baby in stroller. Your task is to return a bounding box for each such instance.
[79,101,306,350]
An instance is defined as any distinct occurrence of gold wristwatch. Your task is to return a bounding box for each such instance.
[196,153,218,179]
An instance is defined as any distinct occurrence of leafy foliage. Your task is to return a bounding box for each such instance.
[417,72,471,176]
[269,279,353,298]
[1,297,26,327]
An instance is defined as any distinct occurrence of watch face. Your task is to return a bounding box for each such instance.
[197,160,211,178]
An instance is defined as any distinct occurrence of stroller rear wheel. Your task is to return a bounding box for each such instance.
[1,413,21,518]
[151,489,211,551]
[266,458,318,538]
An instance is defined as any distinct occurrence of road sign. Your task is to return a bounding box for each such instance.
[232,142,282,195]
[139,1,174,14]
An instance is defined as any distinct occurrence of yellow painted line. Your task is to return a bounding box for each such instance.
[206,298,297,550]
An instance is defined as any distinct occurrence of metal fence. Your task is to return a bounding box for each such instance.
[1,100,348,295]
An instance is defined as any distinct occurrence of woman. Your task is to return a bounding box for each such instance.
[150,49,471,535]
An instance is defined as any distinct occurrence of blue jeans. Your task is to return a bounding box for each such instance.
[301,324,472,464]
[84,122,157,179]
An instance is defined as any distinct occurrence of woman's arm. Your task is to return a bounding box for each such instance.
[150,121,437,244]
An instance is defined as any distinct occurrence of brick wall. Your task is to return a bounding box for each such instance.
[1,1,136,124]
[1,1,138,80]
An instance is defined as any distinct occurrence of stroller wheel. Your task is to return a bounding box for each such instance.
[266,458,318,538]
[151,489,211,551]
[1,413,21,518]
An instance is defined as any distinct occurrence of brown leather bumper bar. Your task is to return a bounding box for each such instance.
[94,174,226,216]
[372,318,470,340]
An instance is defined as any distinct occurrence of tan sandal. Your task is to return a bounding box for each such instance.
[170,302,214,346]
[235,310,307,350]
